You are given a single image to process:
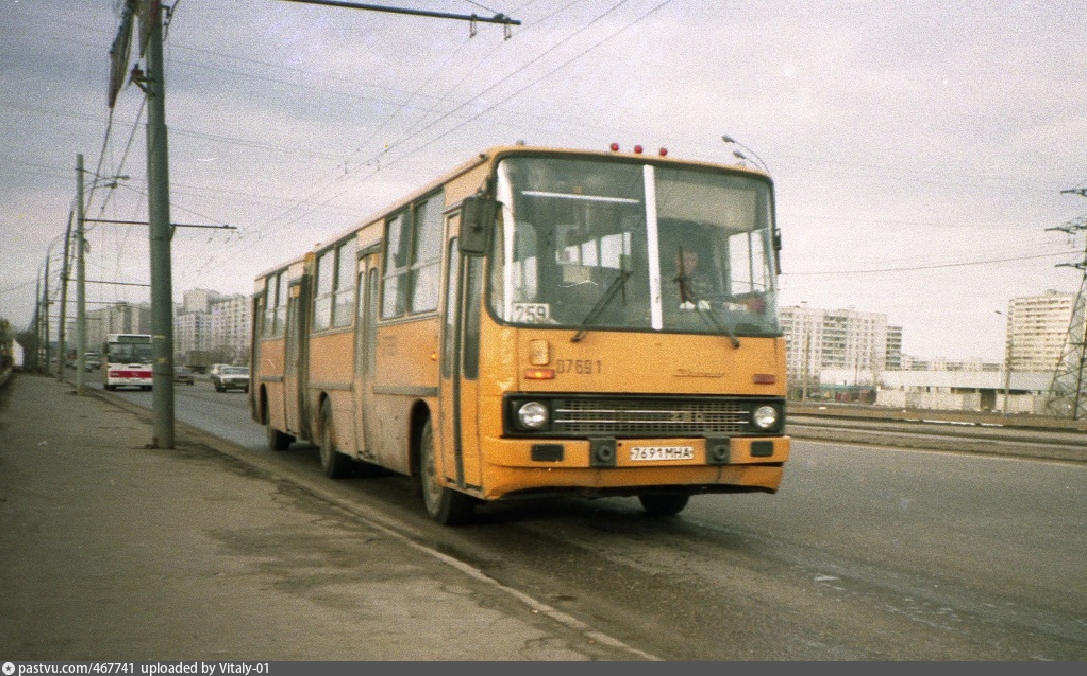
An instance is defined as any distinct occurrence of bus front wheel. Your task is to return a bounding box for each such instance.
[638,493,689,517]
[419,419,474,525]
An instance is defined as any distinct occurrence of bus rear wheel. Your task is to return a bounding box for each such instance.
[638,493,689,517]
[419,419,474,525]
[318,400,353,479]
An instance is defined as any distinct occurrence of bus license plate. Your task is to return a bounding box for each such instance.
[630,446,694,462]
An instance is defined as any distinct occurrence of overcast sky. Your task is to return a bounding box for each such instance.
[2,0,1085,362]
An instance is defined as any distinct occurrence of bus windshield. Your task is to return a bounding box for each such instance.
[108,341,152,363]
[490,156,780,336]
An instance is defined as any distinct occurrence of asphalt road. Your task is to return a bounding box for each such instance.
[95,375,1087,660]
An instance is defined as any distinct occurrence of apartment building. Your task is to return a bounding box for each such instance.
[1004,290,1075,373]
[779,304,894,388]
[174,309,214,356]
[211,294,251,363]
[182,288,223,314]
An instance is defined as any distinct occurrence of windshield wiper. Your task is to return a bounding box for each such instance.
[672,256,740,348]
[692,299,741,349]
[571,269,631,343]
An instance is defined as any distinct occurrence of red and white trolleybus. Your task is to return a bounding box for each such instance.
[102,333,153,391]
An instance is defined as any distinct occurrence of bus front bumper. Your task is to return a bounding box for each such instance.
[476,435,789,500]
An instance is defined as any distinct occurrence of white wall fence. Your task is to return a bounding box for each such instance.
[874,389,1047,414]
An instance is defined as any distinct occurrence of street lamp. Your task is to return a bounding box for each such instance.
[41,232,69,376]
[76,153,129,394]
[722,135,771,175]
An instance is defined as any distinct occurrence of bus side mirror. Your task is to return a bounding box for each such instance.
[773,227,782,273]
[460,194,499,255]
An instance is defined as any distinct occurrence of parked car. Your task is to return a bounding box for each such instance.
[173,366,195,386]
[212,365,249,393]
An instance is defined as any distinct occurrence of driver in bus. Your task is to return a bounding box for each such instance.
[672,247,714,310]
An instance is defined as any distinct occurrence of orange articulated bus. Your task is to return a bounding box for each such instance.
[249,145,789,524]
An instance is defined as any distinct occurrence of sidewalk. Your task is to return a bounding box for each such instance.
[0,374,646,661]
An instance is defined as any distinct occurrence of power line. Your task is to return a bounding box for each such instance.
[255,0,669,241]
[186,0,638,258]
[346,0,641,175]
[782,250,1074,276]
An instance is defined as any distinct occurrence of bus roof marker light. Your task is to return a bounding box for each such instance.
[610,143,620,152]
[634,145,643,154]
[659,147,668,157]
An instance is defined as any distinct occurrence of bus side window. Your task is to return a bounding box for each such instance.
[382,211,410,318]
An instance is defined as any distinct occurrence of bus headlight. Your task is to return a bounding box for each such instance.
[517,401,550,430]
[752,405,779,431]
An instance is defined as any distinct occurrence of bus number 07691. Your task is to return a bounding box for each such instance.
[555,359,602,375]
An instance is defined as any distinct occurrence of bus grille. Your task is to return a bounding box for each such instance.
[550,397,760,436]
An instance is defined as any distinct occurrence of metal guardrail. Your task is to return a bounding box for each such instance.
[788,401,1087,432]
[787,402,1087,464]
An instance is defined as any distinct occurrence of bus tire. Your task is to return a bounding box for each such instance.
[638,493,689,517]
[266,424,292,452]
[318,400,352,479]
[419,418,474,525]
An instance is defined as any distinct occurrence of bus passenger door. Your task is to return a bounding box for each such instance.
[283,283,302,436]
[353,257,379,459]
[439,233,483,491]
[248,295,263,421]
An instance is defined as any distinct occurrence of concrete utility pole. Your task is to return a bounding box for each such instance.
[57,211,73,382]
[32,276,40,372]
[110,1,175,445]
[142,2,175,448]
[41,262,50,374]
[76,154,88,394]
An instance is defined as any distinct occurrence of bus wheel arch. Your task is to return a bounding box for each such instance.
[262,387,292,452]
[413,404,475,525]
